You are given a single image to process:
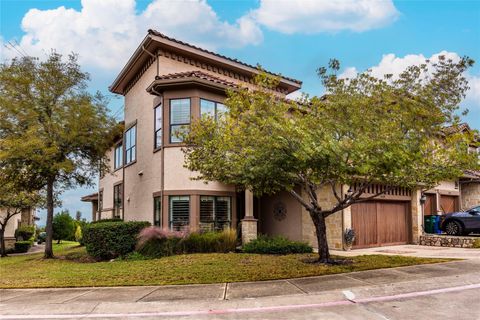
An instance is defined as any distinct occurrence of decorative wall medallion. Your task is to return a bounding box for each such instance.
[273,202,287,221]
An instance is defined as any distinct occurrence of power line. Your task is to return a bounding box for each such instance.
[4,42,25,58]
[13,40,29,57]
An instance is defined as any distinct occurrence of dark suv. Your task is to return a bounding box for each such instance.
[440,205,480,236]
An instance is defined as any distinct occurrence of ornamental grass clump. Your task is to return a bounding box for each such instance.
[136,227,187,258]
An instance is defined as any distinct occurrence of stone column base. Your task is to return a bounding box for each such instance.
[241,218,258,244]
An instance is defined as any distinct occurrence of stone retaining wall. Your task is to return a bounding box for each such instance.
[420,234,479,248]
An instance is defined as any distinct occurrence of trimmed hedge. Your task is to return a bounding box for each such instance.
[15,226,35,241]
[90,218,123,224]
[14,241,32,253]
[83,221,150,260]
[243,235,313,254]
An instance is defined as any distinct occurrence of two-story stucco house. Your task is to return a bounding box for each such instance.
[82,30,479,250]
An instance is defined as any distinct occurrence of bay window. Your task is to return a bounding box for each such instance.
[199,196,231,232]
[200,99,227,121]
[169,196,190,230]
[170,98,190,143]
[154,104,162,149]
[154,196,162,227]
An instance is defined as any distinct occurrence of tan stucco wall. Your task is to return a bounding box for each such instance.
[0,208,20,239]
[461,183,480,209]
[258,190,303,242]
[98,146,123,219]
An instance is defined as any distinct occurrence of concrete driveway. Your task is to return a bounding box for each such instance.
[1,259,479,319]
[332,244,480,259]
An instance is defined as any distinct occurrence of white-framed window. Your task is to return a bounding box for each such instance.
[200,99,227,121]
[154,104,162,149]
[114,143,123,169]
[125,125,136,164]
[199,196,231,232]
[170,98,190,143]
[169,196,190,230]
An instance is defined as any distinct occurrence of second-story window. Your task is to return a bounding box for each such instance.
[201,99,227,121]
[170,98,190,143]
[154,104,162,149]
[114,143,123,169]
[125,125,136,164]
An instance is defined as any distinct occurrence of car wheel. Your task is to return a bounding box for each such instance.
[445,220,463,236]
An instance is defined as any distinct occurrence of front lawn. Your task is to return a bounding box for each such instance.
[0,241,452,288]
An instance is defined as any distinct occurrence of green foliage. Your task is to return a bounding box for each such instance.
[74,225,83,244]
[14,241,32,253]
[243,235,313,254]
[53,211,75,242]
[83,221,150,260]
[183,229,237,253]
[473,239,480,249]
[91,218,123,224]
[15,226,35,241]
[137,228,238,258]
[183,58,479,261]
[0,52,122,258]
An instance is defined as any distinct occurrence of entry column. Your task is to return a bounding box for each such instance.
[241,190,258,244]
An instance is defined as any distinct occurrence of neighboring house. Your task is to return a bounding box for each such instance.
[0,207,37,250]
[82,30,480,251]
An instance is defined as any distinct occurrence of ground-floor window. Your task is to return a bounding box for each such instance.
[199,196,231,232]
[113,184,123,219]
[154,196,162,227]
[169,196,190,231]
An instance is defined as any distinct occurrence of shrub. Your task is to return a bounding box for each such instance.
[83,221,150,260]
[243,235,313,254]
[136,227,186,258]
[183,228,237,253]
[15,226,35,241]
[473,239,480,249]
[53,211,75,243]
[136,227,237,258]
[75,225,83,244]
[14,241,32,253]
[91,218,123,224]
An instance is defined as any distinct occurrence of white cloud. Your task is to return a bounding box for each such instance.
[3,0,262,70]
[250,0,399,34]
[339,51,480,107]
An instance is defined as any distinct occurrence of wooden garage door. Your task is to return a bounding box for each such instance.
[439,195,458,214]
[352,201,409,249]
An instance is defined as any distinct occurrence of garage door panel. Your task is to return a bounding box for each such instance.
[351,202,377,248]
[352,201,408,249]
[377,202,407,244]
[440,195,458,214]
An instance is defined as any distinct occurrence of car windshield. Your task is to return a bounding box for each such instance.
[468,206,480,213]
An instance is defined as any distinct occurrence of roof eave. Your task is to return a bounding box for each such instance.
[109,33,302,95]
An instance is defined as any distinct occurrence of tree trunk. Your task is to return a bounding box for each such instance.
[0,228,6,257]
[311,211,330,263]
[44,178,55,259]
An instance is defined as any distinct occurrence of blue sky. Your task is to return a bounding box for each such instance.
[1,0,479,224]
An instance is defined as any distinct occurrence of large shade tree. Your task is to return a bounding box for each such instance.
[0,52,120,258]
[183,57,480,263]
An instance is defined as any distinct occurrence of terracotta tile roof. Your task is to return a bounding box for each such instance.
[148,29,302,85]
[155,70,238,88]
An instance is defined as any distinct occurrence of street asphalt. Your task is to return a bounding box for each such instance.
[1,257,479,319]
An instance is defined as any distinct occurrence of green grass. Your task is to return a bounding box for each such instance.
[0,241,452,288]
